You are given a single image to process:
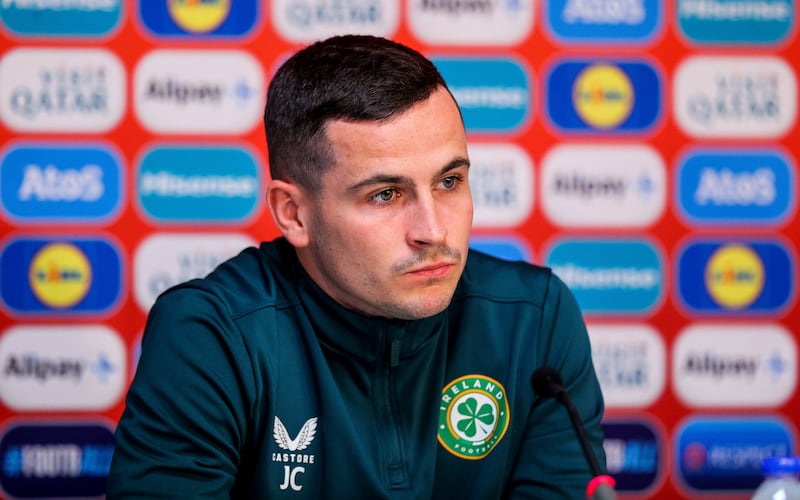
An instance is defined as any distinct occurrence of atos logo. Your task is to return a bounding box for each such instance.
[602,419,662,493]
[0,326,126,411]
[545,59,661,134]
[541,144,666,228]
[469,236,532,263]
[137,145,261,224]
[133,233,255,312]
[0,143,123,224]
[138,0,257,37]
[674,56,797,138]
[676,148,795,226]
[134,50,263,135]
[677,0,793,44]
[676,239,793,314]
[433,58,531,133]
[0,237,122,316]
[0,0,122,36]
[409,0,533,45]
[0,422,115,498]
[544,238,664,315]
[589,324,665,408]
[675,417,794,492]
[468,143,534,227]
[545,0,662,44]
[0,48,125,134]
[273,0,398,43]
[672,324,796,408]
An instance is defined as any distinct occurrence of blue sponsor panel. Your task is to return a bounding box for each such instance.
[544,238,664,315]
[677,0,794,44]
[0,1,122,36]
[545,59,661,134]
[0,237,122,315]
[545,0,662,43]
[432,57,531,133]
[0,143,123,223]
[675,416,795,492]
[676,148,795,225]
[469,236,532,262]
[676,239,794,314]
[137,145,261,223]
[138,0,258,38]
[0,423,114,498]
[602,420,661,493]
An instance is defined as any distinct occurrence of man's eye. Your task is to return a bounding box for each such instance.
[372,189,396,203]
[441,176,460,189]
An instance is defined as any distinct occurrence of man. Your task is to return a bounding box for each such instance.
[108,35,607,498]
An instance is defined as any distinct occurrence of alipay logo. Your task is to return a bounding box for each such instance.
[545,0,662,44]
[673,56,797,138]
[0,143,123,224]
[602,419,662,493]
[272,0,398,42]
[672,324,796,408]
[0,422,115,498]
[677,0,793,44]
[0,0,122,36]
[468,143,534,227]
[0,325,126,411]
[433,57,531,133]
[138,0,258,37]
[137,145,261,223]
[676,148,795,226]
[675,417,794,492]
[545,59,662,134]
[134,50,263,134]
[545,238,664,315]
[409,0,534,45]
[0,48,125,133]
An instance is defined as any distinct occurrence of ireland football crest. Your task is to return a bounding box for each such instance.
[438,374,510,460]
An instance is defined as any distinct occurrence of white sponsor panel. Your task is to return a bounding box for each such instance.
[272,0,399,42]
[588,323,666,407]
[673,56,797,138]
[0,48,125,133]
[408,0,534,45]
[468,142,534,228]
[134,233,255,312]
[673,323,797,408]
[0,325,126,411]
[134,50,264,134]
[541,144,666,228]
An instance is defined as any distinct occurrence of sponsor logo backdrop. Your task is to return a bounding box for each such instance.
[0,0,798,497]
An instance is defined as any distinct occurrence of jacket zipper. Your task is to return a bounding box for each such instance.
[375,331,409,491]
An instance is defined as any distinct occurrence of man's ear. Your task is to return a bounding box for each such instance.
[266,179,310,248]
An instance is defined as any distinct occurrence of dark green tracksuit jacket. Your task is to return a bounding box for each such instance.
[108,238,606,499]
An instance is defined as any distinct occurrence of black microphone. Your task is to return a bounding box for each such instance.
[532,366,617,500]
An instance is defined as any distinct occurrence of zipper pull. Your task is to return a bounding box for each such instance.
[390,339,401,367]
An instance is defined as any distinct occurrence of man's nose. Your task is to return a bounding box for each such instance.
[406,194,447,247]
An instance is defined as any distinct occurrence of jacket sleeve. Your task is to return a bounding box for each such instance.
[107,286,256,499]
[504,272,607,499]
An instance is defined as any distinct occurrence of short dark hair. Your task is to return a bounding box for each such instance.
[264,35,451,192]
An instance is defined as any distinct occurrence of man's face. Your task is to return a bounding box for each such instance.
[296,86,473,320]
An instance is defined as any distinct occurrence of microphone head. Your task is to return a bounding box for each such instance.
[531,366,564,399]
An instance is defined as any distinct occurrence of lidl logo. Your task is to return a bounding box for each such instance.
[603,419,662,493]
[676,148,795,225]
[433,58,531,133]
[468,143,534,227]
[139,0,257,37]
[676,239,793,314]
[677,0,793,44]
[273,0,399,43]
[409,0,534,45]
[0,422,115,498]
[0,237,122,315]
[675,417,794,492]
[0,143,123,223]
[469,236,532,263]
[545,59,661,134]
[544,238,664,315]
[545,0,662,43]
[0,0,121,36]
[137,145,261,223]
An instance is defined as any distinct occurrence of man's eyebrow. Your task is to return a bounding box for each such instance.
[345,156,471,194]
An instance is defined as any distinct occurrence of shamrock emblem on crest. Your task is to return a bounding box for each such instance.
[455,396,496,439]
